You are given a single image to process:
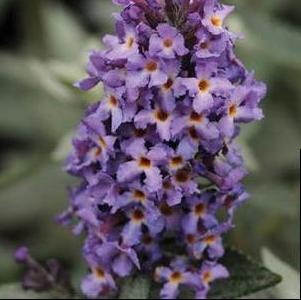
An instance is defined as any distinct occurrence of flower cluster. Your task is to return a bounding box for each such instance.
[15,247,72,295]
[61,0,266,299]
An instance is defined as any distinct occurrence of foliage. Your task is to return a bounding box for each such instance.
[0,249,281,299]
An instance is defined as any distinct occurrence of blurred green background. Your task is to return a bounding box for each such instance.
[0,0,300,297]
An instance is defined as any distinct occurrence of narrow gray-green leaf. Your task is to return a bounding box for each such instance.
[238,12,301,70]
[0,162,75,230]
[41,1,87,61]
[0,284,56,299]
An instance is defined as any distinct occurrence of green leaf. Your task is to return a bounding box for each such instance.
[208,248,282,299]
[119,276,151,299]
[41,1,87,61]
[237,12,301,70]
[83,0,119,34]
[0,162,75,231]
[0,73,81,141]
[262,248,300,299]
[0,151,46,190]
[0,244,20,284]
[0,53,76,103]
[118,249,281,299]
[0,283,57,299]
[52,131,74,162]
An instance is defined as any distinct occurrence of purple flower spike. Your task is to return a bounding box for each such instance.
[63,0,266,299]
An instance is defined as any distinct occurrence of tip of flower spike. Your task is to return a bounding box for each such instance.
[15,246,29,264]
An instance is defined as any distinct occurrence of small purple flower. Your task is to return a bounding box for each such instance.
[91,88,125,132]
[135,107,173,141]
[122,205,164,246]
[127,54,168,88]
[172,109,219,141]
[193,261,229,299]
[81,268,116,298]
[193,233,224,260]
[194,29,228,59]
[181,63,232,113]
[192,222,232,260]
[138,234,163,268]
[159,60,182,112]
[117,138,166,192]
[155,258,195,299]
[104,21,139,60]
[149,24,189,59]
[202,0,234,35]
[171,168,199,195]
[203,143,248,191]
[74,51,106,91]
[182,193,218,236]
[158,178,182,206]
[158,201,183,232]
[219,86,264,138]
[218,185,250,219]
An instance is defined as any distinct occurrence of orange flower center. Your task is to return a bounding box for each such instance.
[138,156,152,169]
[186,234,196,244]
[211,16,222,27]
[163,180,172,190]
[198,79,210,92]
[94,147,102,157]
[145,60,158,72]
[194,203,206,216]
[95,268,105,279]
[163,38,173,48]
[134,128,145,137]
[202,271,213,284]
[175,169,190,183]
[200,42,209,49]
[229,104,237,117]
[169,271,183,284]
[204,235,216,245]
[133,189,146,202]
[99,137,107,149]
[132,209,145,223]
[170,156,184,168]
[189,127,199,140]
[160,203,173,216]
[126,36,135,48]
[109,95,118,107]
[190,112,204,123]
[163,78,174,90]
[155,110,169,122]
